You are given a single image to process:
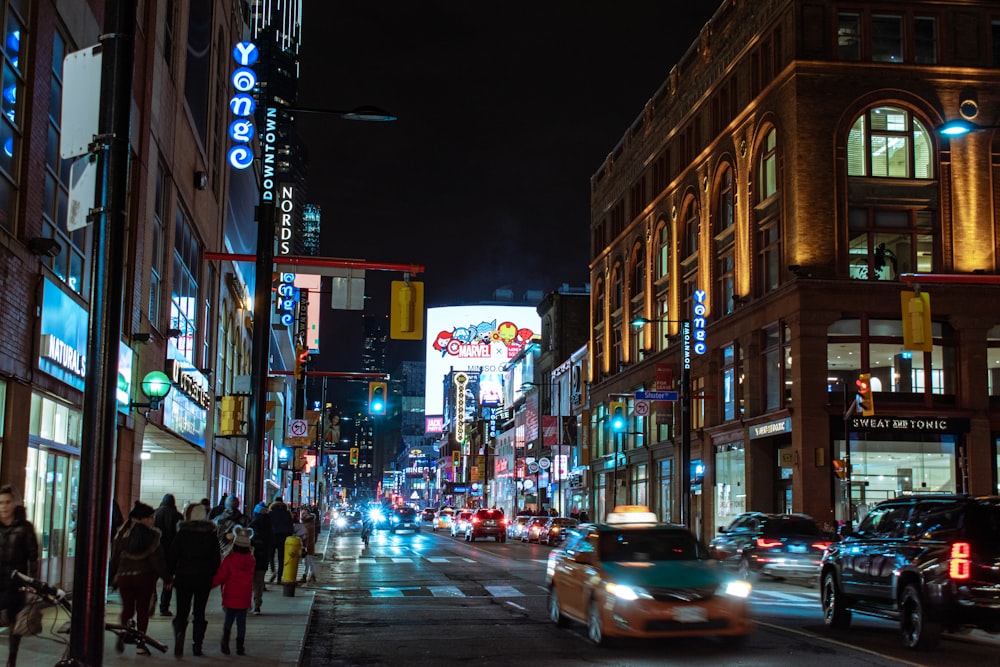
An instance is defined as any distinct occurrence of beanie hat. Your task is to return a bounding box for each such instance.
[185,502,208,522]
[232,526,253,549]
[129,501,155,520]
[254,501,269,516]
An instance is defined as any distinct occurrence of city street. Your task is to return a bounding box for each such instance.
[300,527,1000,666]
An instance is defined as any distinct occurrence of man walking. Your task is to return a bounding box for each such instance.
[153,493,182,616]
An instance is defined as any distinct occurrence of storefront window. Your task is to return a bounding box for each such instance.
[714,443,745,533]
[839,436,956,511]
[25,447,79,590]
[988,325,1000,396]
[658,458,673,522]
[630,464,647,506]
[216,454,234,500]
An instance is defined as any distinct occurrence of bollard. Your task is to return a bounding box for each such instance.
[282,535,302,597]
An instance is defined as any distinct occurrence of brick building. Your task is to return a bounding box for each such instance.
[588,0,1000,541]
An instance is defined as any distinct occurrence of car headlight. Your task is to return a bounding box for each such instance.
[724,580,752,598]
[335,517,347,528]
[605,583,649,601]
[369,509,384,523]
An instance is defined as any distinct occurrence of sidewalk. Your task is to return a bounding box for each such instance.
[2,574,316,666]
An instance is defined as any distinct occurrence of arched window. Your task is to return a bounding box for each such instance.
[594,277,605,375]
[680,198,700,320]
[756,128,781,294]
[715,165,736,316]
[630,243,646,359]
[654,220,670,353]
[610,265,623,313]
[847,106,933,179]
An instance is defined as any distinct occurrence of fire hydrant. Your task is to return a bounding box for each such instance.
[282,535,302,596]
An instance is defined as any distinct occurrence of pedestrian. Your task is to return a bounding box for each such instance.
[248,502,272,614]
[167,502,220,657]
[152,493,182,616]
[208,493,228,520]
[213,495,250,552]
[267,496,293,583]
[0,486,39,667]
[295,508,316,583]
[212,526,255,656]
[109,501,171,656]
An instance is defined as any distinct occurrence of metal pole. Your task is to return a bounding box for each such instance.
[556,381,561,516]
[316,378,327,510]
[680,320,692,528]
[70,1,135,663]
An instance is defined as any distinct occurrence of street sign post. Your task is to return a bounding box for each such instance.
[635,390,679,401]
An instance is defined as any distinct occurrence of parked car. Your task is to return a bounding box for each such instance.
[733,514,830,583]
[466,509,507,542]
[522,516,550,543]
[332,509,364,535]
[508,515,536,540]
[433,507,455,532]
[450,510,475,537]
[821,494,1000,650]
[546,505,753,645]
[538,517,579,546]
[388,506,420,533]
[710,512,832,582]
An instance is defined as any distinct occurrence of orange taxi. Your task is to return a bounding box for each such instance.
[545,506,754,645]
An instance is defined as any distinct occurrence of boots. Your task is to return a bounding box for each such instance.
[221,628,231,655]
[236,640,246,656]
[192,619,208,656]
[172,625,185,657]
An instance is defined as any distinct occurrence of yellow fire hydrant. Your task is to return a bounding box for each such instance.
[282,535,302,596]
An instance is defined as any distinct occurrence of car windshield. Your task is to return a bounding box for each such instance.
[763,517,822,536]
[598,529,708,562]
[395,508,416,517]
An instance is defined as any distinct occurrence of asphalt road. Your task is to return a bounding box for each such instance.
[300,525,1000,666]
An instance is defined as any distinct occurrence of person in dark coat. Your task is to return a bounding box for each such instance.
[152,493,183,616]
[109,501,171,656]
[0,486,39,667]
[213,496,250,552]
[248,502,272,614]
[167,502,221,656]
[267,496,294,582]
[208,494,228,521]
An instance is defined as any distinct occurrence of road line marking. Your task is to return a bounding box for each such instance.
[428,586,464,597]
[753,591,811,601]
[426,557,450,563]
[485,585,523,597]
[390,557,412,563]
[506,601,528,611]
[370,588,404,597]
[755,620,929,667]
[357,558,375,565]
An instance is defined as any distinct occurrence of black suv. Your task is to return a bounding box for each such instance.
[821,494,1000,649]
[465,509,507,542]
[388,506,420,533]
[710,512,832,582]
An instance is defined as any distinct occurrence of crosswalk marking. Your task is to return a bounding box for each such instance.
[484,585,523,598]
[358,558,376,565]
[390,557,412,563]
[753,590,817,602]
[428,586,464,597]
[426,557,450,563]
[371,588,405,597]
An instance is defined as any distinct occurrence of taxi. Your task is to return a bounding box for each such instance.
[545,506,754,645]
[432,506,455,532]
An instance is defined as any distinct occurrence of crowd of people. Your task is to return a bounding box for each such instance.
[0,490,322,663]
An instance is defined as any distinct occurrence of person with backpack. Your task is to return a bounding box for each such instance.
[212,527,255,656]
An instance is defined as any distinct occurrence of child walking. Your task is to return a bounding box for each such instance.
[212,526,255,655]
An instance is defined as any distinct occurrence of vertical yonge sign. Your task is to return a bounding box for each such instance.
[275,272,298,327]
[228,42,258,171]
[692,289,708,355]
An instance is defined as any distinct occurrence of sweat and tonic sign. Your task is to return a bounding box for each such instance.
[228,42,259,170]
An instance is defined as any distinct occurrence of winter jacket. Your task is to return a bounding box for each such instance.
[167,519,221,589]
[109,522,171,584]
[153,500,183,550]
[213,508,250,550]
[248,514,273,572]
[212,549,255,610]
[268,501,294,538]
[296,516,316,555]
[0,518,38,593]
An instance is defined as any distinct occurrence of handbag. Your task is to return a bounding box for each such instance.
[12,599,45,636]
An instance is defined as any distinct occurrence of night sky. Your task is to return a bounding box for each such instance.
[295,2,719,382]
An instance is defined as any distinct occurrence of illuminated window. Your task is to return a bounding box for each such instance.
[150,163,167,327]
[756,128,781,295]
[988,325,1000,397]
[714,165,735,315]
[847,106,933,179]
[849,208,934,280]
[171,208,201,362]
[680,198,699,318]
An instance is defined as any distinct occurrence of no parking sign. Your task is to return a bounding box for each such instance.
[634,400,650,416]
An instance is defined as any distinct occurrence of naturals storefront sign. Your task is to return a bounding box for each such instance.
[38,278,88,391]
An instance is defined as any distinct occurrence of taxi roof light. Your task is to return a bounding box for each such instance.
[606,505,659,525]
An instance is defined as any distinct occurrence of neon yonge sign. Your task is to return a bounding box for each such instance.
[275,272,298,327]
[228,42,258,170]
[692,289,708,355]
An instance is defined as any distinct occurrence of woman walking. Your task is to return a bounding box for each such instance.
[295,508,317,583]
[167,502,220,656]
[0,486,38,667]
[109,501,171,655]
[212,527,255,655]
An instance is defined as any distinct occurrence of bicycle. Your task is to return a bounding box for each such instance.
[11,569,168,665]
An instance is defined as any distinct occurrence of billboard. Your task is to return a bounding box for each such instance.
[425,305,539,418]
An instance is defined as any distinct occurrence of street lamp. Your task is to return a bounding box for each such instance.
[130,370,173,412]
[630,316,693,528]
[936,118,1000,136]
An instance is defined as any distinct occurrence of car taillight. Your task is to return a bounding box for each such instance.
[811,541,832,551]
[949,542,972,580]
[472,517,481,524]
[756,538,782,549]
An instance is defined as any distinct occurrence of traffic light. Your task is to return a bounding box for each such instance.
[609,401,626,433]
[349,447,359,466]
[832,459,849,480]
[901,290,932,352]
[452,450,460,469]
[219,396,243,436]
[294,344,309,381]
[855,373,874,416]
[368,381,387,414]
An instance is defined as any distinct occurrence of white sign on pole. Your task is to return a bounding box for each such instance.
[67,157,98,231]
[61,45,103,159]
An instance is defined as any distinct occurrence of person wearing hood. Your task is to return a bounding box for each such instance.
[167,502,221,656]
[248,502,272,614]
[267,496,293,583]
[294,508,317,583]
[0,486,38,667]
[212,526,255,656]
[109,501,171,656]
[213,495,249,552]
[152,493,182,617]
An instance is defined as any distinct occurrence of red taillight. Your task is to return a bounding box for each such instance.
[756,537,782,549]
[472,517,481,524]
[949,542,971,580]
[811,541,832,551]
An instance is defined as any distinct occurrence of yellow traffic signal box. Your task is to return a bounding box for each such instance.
[901,291,932,352]
[390,280,424,340]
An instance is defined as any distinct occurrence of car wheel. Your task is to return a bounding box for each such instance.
[548,587,568,627]
[821,572,851,629]
[588,600,611,646]
[900,583,941,650]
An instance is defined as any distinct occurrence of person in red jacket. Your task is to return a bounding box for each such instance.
[211,526,254,655]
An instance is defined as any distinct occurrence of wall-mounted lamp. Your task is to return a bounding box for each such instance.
[130,370,172,412]
[28,237,62,258]
[166,328,183,338]
[194,170,208,190]
[133,332,152,343]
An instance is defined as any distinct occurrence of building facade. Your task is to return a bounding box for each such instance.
[588,0,1000,541]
